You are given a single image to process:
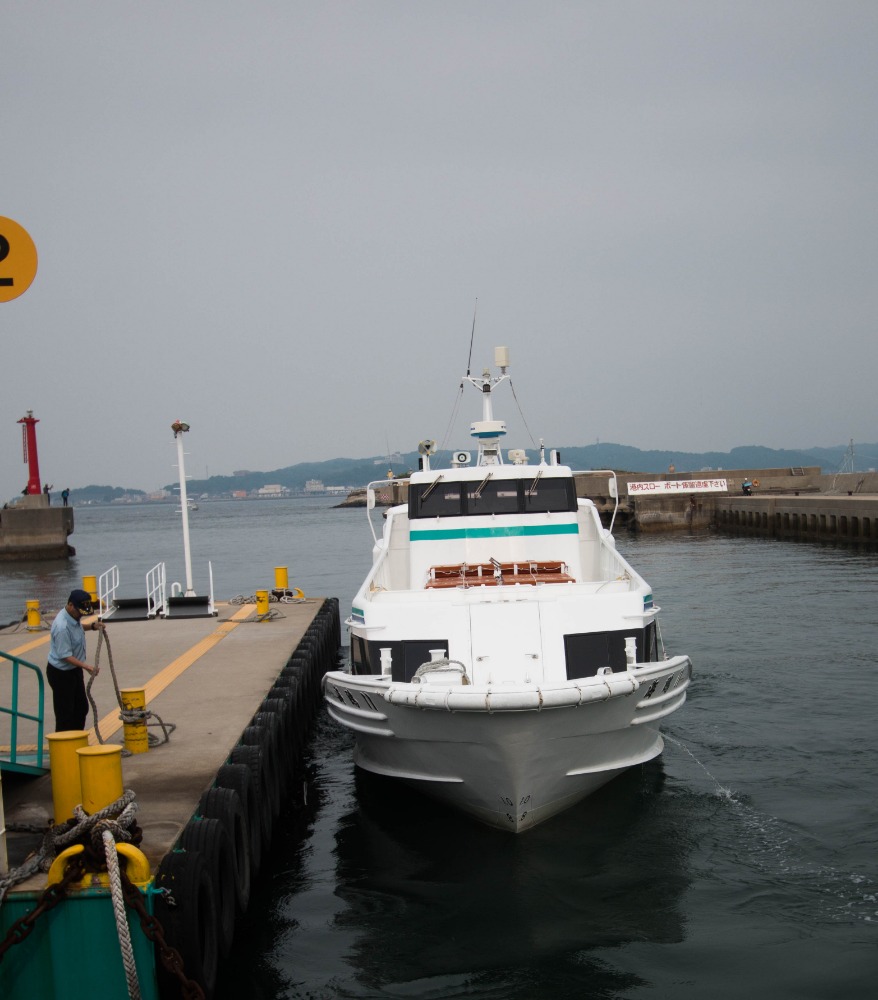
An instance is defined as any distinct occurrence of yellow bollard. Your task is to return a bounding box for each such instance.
[274,566,289,590]
[120,687,149,754]
[76,744,124,814]
[47,731,89,823]
[26,599,41,631]
[256,589,270,618]
[82,575,98,607]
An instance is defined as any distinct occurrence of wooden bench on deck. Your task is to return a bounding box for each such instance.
[425,561,575,589]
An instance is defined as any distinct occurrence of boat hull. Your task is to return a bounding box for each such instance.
[324,656,690,833]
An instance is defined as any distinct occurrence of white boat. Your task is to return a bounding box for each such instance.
[323,347,692,833]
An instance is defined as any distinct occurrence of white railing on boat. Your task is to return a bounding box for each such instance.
[146,562,166,618]
[97,564,119,618]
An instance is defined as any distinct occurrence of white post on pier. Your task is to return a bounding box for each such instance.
[171,420,195,597]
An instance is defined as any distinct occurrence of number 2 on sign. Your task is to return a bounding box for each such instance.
[0,235,12,286]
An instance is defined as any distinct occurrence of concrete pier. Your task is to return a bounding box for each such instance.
[0,597,340,999]
[0,495,74,561]
[0,599,333,877]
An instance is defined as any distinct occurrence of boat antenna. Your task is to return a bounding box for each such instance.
[438,301,477,454]
[465,298,478,378]
[509,378,539,449]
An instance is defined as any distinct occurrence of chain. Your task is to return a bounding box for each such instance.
[0,841,205,1000]
[119,870,206,1000]
[0,855,86,960]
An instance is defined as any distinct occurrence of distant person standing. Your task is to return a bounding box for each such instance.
[43,483,53,504]
[47,589,105,732]
[61,488,70,507]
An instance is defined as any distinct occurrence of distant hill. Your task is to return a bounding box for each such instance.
[61,442,876,503]
[159,441,877,496]
[70,484,148,504]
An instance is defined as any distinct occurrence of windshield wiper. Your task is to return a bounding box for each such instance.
[473,472,493,499]
[421,474,445,501]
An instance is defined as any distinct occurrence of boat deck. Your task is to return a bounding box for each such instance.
[0,598,327,890]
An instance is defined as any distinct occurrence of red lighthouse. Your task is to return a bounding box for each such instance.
[18,411,42,496]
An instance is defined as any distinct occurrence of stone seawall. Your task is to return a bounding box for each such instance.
[712,494,878,545]
[0,500,75,560]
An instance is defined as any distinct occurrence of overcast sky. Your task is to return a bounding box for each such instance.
[2,1,876,497]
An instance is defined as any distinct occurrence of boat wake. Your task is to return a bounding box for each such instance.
[665,731,877,925]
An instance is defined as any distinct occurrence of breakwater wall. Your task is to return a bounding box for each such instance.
[712,495,878,545]
[0,496,74,560]
[575,469,878,543]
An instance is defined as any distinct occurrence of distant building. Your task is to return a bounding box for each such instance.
[304,479,325,493]
[257,484,288,497]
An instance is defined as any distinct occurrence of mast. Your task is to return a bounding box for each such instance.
[464,346,510,466]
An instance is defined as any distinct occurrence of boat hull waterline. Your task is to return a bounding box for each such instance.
[325,655,691,832]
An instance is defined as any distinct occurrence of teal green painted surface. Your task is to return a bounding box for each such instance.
[0,651,47,776]
[410,523,579,541]
[0,884,159,1000]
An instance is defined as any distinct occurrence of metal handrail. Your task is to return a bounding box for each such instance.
[146,561,166,618]
[98,563,120,618]
[0,651,45,770]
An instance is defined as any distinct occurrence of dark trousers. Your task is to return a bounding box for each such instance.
[47,663,89,732]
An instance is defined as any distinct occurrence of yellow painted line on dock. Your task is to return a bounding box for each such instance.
[4,632,51,657]
[91,605,256,743]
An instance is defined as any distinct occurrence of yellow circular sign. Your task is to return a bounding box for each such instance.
[0,217,38,302]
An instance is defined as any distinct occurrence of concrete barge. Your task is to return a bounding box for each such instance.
[0,596,341,999]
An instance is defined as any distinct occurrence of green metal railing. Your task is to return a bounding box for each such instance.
[0,651,45,773]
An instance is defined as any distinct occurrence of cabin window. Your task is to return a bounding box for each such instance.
[466,479,521,514]
[410,481,464,518]
[643,621,657,661]
[564,625,657,679]
[365,638,448,682]
[350,634,370,674]
[524,477,577,513]
[409,476,578,518]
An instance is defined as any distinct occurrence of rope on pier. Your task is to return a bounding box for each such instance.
[87,629,176,752]
[102,825,141,1000]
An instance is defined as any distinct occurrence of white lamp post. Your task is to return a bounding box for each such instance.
[171,420,195,596]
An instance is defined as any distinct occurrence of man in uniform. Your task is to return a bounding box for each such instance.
[47,589,105,732]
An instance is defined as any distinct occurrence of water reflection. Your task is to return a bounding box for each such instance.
[327,754,691,997]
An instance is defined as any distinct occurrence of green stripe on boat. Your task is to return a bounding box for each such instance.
[410,523,579,541]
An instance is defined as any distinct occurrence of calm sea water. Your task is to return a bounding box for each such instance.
[2,500,876,998]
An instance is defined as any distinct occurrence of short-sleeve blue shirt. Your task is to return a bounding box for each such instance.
[48,608,86,671]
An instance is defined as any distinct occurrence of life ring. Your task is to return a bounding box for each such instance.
[179,817,238,956]
[154,850,219,997]
[215,761,262,882]
[752,479,760,488]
